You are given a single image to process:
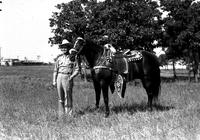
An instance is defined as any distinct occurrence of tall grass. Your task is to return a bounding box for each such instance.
[0,66,200,139]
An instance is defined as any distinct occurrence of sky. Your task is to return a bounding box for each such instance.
[0,0,163,63]
[0,0,71,62]
[0,0,167,63]
[1,0,199,62]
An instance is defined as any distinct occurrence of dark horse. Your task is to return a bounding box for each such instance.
[72,37,161,117]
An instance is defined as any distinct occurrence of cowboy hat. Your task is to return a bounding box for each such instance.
[59,39,72,48]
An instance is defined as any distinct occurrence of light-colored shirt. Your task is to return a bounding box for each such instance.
[53,54,80,83]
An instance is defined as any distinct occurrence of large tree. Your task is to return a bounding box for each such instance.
[49,0,162,51]
[160,0,200,82]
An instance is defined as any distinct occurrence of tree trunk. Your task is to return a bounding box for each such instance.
[193,51,199,82]
[172,60,177,79]
[194,65,199,83]
[187,65,192,82]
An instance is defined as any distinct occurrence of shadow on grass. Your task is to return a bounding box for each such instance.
[75,106,104,117]
[75,103,174,117]
[161,76,199,83]
[111,103,174,115]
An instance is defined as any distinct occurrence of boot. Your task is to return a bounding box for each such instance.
[65,107,73,116]
[58,101,65,118]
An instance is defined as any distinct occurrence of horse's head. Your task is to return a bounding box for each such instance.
[70,37,86,55]
[104,44,117,54]
[71,37,106,68]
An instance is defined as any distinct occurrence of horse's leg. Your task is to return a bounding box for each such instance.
[110,72,116,94]
[141,77,153,111]
[102,81,110,117]
[110,82,115,94]
[93,81,101,109]
[145,87,153,111]
[148,94,153,111]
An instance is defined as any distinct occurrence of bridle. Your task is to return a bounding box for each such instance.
[71,37,85,55]
[71,37,91,68]
[72,37,113,70]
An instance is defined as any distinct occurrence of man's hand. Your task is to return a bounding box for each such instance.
[69,76,73,81]
[53,82,57,87]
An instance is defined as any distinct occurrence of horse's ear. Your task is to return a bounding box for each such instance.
[76,37,86,45]
[77,37,85,41]
[69,49,78,54]
[104,44,109,49]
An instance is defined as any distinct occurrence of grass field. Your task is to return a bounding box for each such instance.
[0,66,200,140]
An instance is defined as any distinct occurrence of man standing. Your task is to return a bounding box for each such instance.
[53,39,80,117]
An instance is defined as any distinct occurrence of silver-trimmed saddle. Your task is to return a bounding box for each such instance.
[112,50,142,74]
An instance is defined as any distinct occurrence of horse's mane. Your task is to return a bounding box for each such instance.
[85,39,103,53]
[80,39,104,68]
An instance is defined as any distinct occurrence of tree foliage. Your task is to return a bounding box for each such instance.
[49,0,86,44]
[49,0,200,81]
[160,0,200,81]
[160,0,200,59]
[49,0,162,51]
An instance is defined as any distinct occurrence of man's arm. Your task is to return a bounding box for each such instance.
[69,57,81,80]
[53,60,59,86]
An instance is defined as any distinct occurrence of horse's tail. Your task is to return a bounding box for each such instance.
[152,72,161,99]
[156,74,161,98]
[153,79,161,105]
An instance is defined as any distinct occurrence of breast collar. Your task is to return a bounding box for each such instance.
[82,48,113,70]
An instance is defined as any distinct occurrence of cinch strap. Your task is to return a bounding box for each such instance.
[59,99,64,103]
[93,66,112,70]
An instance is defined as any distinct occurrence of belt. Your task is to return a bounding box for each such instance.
[58,72,71,75]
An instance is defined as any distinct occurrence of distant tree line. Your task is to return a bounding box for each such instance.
[49,0,200,82]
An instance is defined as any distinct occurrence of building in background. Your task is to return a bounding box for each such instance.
[1,58,20,66]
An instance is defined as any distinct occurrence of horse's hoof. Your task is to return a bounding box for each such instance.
[147,107,153,112]
[94,107,100,113]
[104,112,109,118]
